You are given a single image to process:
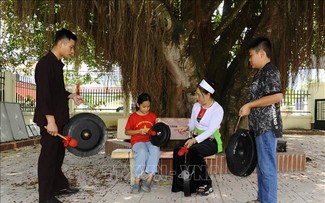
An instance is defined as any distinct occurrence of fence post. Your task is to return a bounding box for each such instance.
[69,99,76,115]
[4,71,16,102]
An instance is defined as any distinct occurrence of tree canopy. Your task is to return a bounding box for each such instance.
[1,0,324,143]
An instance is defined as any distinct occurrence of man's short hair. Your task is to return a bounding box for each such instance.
[54,28,77,44]
[248,37,272,58]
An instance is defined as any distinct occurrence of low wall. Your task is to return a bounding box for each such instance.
[23,111,126,129]
[23,112,313,130]
[85,112,125,129]
[281,113,312,130]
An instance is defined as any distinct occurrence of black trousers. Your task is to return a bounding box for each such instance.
[38,126,69,202]
[172,138,218,193]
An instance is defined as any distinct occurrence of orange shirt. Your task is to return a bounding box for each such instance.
[125,112,157,146]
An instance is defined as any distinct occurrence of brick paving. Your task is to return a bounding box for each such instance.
[1,134,324,203]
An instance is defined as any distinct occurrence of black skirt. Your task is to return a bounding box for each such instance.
[171,138,218,193]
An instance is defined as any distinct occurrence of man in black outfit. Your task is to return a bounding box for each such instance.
[34,28,83,203]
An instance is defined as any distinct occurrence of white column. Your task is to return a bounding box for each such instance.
[4,71,16,102]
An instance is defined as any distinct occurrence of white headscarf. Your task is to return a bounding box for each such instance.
[199,79,215,94]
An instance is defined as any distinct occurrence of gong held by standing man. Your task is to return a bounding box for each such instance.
[34,28,83,203]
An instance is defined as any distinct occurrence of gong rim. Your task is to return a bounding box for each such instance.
[226,129,257,176]
[63,113,107,157]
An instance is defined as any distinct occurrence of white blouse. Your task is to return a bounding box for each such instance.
[188,101,224,143]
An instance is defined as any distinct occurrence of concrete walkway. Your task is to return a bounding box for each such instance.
[1,134,324,203]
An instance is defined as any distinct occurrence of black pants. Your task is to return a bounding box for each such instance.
[172,138,218,193]
[38,126,69,202]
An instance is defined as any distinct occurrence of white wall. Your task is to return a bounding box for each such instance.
[281,114,312,129]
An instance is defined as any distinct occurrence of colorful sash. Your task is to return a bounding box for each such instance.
[194,127,223,153]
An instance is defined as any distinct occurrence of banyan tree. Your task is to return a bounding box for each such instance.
[1,0,324,145]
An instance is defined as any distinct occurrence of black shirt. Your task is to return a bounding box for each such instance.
[247,62,283,138]
[33,51,71,127]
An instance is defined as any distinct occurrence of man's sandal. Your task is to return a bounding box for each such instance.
[196,185,213,196]
[246,200,261,203]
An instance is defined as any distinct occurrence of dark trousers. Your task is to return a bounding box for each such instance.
[38,126,69,202]
[172,138,218,193]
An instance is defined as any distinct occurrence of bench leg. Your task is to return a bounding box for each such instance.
[130,158,135,185]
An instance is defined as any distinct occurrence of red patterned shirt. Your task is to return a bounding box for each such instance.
[125,112,157,146]
[197,107,207,122]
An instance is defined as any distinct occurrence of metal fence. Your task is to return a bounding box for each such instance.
[74,88,309,113]
[16,74,36,112]
[281,90,310,113]
[13,72,311,114]
[75,87,124,112]
[14,70,125,113]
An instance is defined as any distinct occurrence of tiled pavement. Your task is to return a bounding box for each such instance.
[1,134,324,203]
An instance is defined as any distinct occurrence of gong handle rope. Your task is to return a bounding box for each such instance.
[234,116,242,134]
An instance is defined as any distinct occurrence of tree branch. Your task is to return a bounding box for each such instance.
[214,0,248,37]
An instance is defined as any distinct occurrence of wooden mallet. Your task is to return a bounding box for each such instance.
[44,127,78,148]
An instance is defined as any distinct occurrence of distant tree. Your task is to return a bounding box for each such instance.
[1,0,324,144]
